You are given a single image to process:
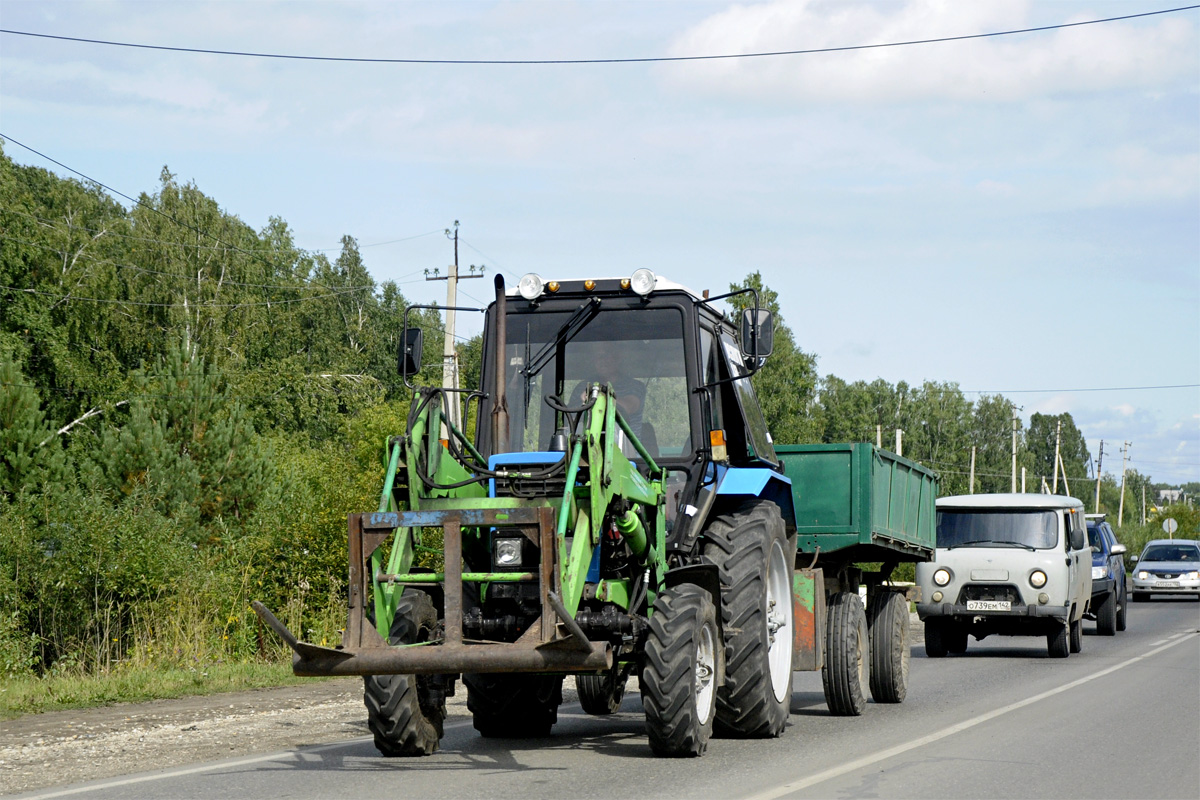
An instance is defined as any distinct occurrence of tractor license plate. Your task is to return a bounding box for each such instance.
[1156,581,1180,588]
[967,600,1011,611]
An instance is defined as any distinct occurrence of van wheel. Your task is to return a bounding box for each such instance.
[1069,617,1083,653]
[1047,622,1069,658]
[924,618,948,658]
[946,624,968,655]
[822,591,869,716]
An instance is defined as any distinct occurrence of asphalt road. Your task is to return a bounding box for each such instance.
[21,598,1199,800]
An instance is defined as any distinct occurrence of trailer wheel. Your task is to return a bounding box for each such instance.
[363,591,446,756]
[867,591,910,703]
[464,673,563,738]
[822,591,869,716]
[1047,621,1070,658]
[1095,588,1117,636]
[702,500,794,738]
[578,663,630,716]
[641,583,720,757]
[923,618,948,658]
[1069,616,1083,654]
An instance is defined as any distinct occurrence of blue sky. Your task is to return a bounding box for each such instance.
[1,1,1197,485]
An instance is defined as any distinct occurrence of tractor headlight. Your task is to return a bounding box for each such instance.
[933,568,952,587]
[518,273,545,301]
[1029,570,1048,589]
[1091,566,1106,580]
[629,268,656,296]
[493,537,524,569]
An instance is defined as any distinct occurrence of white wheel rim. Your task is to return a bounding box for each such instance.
[695,621,716,721]
[766,539,793,702]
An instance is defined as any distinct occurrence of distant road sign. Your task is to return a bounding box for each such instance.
[1163,518,1179,536]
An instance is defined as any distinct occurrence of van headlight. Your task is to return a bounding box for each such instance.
[933,568,952,587]
[1029,570,1048,588]
[492,537,524,569]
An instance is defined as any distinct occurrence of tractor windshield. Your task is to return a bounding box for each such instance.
[499,305,691,459]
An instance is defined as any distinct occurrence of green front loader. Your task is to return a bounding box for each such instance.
[255,272,799,757]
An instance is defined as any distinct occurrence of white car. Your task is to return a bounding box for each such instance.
[1131,539,1200,601]
[916,494,1093,659]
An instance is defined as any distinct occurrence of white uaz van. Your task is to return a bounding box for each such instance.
[915,494,1093,659]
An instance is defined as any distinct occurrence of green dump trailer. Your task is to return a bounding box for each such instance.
[778,443,938,715]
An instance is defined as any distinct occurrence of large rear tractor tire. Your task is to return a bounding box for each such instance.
[578,663,631,716]
[641,583,720,757]
[363,591,447,756]
[702,500,795,738]
[822,591,869,716]
[867,591,910,703]
[1096,589,1117,636]
[464,673,564,738]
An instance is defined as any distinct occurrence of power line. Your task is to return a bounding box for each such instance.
[1,206,443,254]
[0,133,348,292]
[2,6,1195,65]
[963,384,1199,394]
[0,283,371,308]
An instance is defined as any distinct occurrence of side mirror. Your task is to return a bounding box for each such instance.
[740,308,774,360]
[1130,555,1138,564]
[1111,543,1127,556]
[399,327,424,377]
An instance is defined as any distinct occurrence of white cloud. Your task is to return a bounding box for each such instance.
[662,0,1198,103]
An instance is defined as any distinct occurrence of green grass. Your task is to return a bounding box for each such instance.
[0,661,327,719]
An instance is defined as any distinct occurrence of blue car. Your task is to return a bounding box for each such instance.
[1086,515,1128,634]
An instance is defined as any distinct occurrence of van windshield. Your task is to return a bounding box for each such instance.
[936,510,1058,550]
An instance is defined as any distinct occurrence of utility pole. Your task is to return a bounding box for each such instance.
[1011,413,1018,493]
[425,221,485,435]
[1118,441,1131,527]
[876,425,882,449]
[969,446,976,494]
[1021,467,1027,493]
[895,429,903,457]
[1052,419,1062,494]
[1094,440,1104,514]
[1141,484,1146,525]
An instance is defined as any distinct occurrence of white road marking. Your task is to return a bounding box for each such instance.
[742,631,1199,800]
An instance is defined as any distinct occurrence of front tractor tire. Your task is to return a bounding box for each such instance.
[641,583,721,757]
[464,673,564,738]
[822,591,870,716]
[363,591,447,756]
[702,500,795,738]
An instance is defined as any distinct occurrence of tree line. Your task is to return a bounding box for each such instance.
[0,145,1188,679]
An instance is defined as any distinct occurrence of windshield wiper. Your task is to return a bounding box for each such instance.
[947,540,1037,551]
[523,298,602,380]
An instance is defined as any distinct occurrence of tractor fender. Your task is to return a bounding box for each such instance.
[712,468,795,531]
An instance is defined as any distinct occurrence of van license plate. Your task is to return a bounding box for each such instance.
[967,600,1011,611]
